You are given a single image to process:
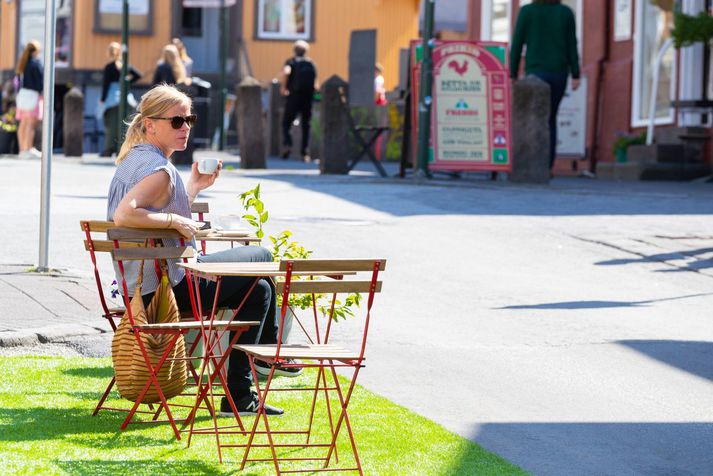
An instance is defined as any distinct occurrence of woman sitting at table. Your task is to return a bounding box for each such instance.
[107,84,297,417]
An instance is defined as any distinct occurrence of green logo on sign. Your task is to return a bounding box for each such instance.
[493,148,508,164]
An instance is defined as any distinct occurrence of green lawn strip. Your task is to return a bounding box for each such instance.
[0,356,527,475]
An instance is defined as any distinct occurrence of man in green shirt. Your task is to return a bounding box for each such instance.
[510,0,581,171]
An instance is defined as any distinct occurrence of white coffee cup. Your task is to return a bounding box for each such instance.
[219,214,242,230]
[198,158,219,174]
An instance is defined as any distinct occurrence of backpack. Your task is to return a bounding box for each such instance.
[288,58,316,94]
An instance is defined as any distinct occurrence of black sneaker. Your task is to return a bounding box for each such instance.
[254,359,304,378]
[280,146,291,159]
[219,391,284,417]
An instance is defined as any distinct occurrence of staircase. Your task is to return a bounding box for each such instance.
[626,127,711,180]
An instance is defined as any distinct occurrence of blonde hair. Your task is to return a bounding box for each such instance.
[16,40,40,75]
[116,85,192,164]
[172,37,192,63]
[162,44,187,85]
[108,42,122,69]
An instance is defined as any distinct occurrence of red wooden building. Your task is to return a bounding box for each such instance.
[463,0,710,178]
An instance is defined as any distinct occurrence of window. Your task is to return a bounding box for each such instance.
[632,0,676,126]
[94,0,153,35]
[17,0,72,68]
[256,0,313,41]
[181,7,203,37]
[481,0,510,42]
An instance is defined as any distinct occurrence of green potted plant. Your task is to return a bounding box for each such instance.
[239,185,362,332]
[612,131,646,163]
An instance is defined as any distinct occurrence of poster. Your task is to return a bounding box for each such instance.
[431,41,512,171]
[410,40,511,172]
[556,77,587,157]
[614,0,632,41]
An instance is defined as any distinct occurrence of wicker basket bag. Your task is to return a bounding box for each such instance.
[111,259,187,403]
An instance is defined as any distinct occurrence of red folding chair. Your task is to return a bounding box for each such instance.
[81,219,204,418]
[81,220,152,416]
[233,258,386,474]
[110,227,262,441]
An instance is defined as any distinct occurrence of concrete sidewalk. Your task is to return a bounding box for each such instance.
[3,151,713,474]
[0,263,112,352]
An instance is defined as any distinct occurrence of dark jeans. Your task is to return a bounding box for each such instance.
[142,246,277,399]
[532,72,568,169]
[282,92,313,155]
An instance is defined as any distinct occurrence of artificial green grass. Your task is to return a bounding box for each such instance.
[0,356,527,475]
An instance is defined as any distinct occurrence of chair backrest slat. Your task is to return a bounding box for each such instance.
[276,280,381,295]
[190,201,210,214]
[112,247,195,261]
[107,227,183,240]
[80,220,114,233]
[279,259,386,272]
[85,240,143,253]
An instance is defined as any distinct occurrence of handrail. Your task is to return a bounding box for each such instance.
[646,38,674,145]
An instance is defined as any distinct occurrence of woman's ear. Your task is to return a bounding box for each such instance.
[143,117,154,135]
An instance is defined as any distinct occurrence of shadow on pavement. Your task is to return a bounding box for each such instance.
[230,166,713,218]
[596,248,713,273]
[468,421,713,475]
[498,292,711,310]
[618,339,713,382]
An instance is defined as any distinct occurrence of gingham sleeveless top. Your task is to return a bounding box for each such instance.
[107,144,192,296]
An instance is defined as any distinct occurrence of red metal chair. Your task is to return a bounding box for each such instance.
[109,226,260,441]
[80,203,214,416]
[234,258,386,474]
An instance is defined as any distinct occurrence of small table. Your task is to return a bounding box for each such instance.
[177,261,355,462]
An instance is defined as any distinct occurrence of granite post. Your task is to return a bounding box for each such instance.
[267,79,281,157]
[510,76,551,184]
[62,87,84,157]
[319,75,350,174]
[236,76,266,169]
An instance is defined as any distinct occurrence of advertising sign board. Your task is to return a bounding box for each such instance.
[409,40,512,172]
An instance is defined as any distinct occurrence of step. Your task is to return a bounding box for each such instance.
[640,162,711,181]
[627,144,687,164]
[654,126,709,145]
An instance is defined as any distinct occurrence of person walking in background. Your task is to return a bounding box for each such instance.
[152,44,190,87]
[279,40,317,163]
[510,0,580,172]
[100,42,142,157]
[172,38,194,78]
[374,63,387,106]
[14,40,43,159]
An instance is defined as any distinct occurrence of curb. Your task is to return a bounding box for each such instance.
[0,324,106,347]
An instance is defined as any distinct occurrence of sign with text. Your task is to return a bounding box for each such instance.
[429,41,512,172]
[556,76,587,158]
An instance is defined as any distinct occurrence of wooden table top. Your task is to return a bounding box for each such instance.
[178,261,355,278]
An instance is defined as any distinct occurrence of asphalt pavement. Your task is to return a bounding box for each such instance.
[1,151,713,475]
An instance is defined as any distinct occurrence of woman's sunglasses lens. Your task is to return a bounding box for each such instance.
[170,115,197,129]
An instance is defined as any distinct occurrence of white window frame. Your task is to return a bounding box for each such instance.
[631,0,677,128]
[256,0,312,41]
[481,0,511,42]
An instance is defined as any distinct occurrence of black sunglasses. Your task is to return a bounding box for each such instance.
[150,114,197,129]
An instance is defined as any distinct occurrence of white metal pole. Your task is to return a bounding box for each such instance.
[646,38,673,146]
[37,0,57,272]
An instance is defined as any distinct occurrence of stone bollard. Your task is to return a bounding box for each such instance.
[510,75,550,184]
[319,75,350,174]
[236,76,266,169]
[63,87,84,157]
[267,80,281,157]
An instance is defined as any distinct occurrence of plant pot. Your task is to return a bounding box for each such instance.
[614,148,628,163]
[186,306,295,376]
